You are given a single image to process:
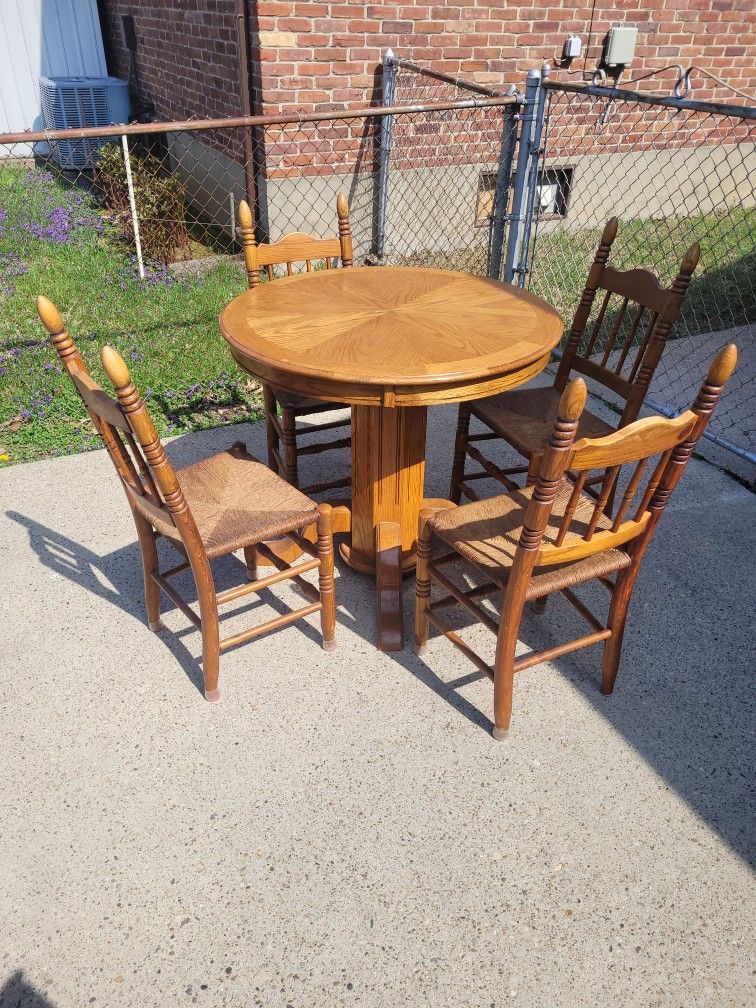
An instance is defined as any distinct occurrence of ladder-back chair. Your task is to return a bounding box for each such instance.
[238,196,353,494]
[38,296,338,702]
[418,343,736,739]
[450,218,700,504]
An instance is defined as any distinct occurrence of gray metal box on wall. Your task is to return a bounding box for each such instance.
[604,26,638,67]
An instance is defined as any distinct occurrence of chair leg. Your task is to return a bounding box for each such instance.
[316,504,336,651]
[530,595,548,614]
[190,553,221,701]
[525,453,540,487]
[134,511,164,632]
[263,385,281,475]
[243,545,258,582]
[601,571,635,695]
[449,404,472,503]
[414,510,435,656]
[281,405,299,487]
[492,593,525,740]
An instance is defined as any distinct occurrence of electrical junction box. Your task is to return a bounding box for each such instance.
[604,25,638,67]
[563,36,582,59]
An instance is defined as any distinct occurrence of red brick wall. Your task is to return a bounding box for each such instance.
[99,1,247,122]
[101,0,756,119]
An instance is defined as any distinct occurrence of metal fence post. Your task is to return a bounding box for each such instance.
[502,69,540,285]
[121,134,145,279]
[374,48,396,262]
[487,97,519,280]
[516,63,550,286]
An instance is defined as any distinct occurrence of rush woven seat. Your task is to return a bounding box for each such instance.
[450,218,700,505]
[472,386,613,458]
[431,483,631,600]
[416,346,737,741]
[174,444,319,558]
[39,297,339,703]
[238,196,354,495]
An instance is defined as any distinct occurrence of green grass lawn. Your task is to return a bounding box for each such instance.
[0,162,259,467]
[528,211,756,338]
[2,161,753,467]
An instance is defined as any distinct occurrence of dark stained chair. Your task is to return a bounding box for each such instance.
[238,196,353,494]
[417,344,737,739]
[450,218,700,504]
[38,296,338,702]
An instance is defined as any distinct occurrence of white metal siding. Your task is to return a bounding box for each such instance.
[0,0,107,136]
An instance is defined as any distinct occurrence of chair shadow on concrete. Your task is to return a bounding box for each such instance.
[409,506,756,870]
[7,400,754,868]
[8,497,754,869]
[0,971,56,1008]
[6,507,355,698]
[5,503,492,733]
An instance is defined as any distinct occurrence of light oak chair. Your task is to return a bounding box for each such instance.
[38,296,337,702]
[450,218,700,504]
[417,343,737,740]
[238,196,353,494]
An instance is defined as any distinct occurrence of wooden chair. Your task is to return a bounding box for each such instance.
[238,195,353,494]
[417,343,737,740]
[450,218,701,504]
[38,296,337,702]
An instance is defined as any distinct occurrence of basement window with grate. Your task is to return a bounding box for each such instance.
[475,167,574,226]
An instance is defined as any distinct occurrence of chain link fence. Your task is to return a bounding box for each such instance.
[0,96,516,279]
[374,54,516,273]
[0,97,515,464]
[1,64,753,474]
[526,79,755,470]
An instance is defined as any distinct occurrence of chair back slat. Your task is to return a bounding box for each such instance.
[123,429,163,503]
[99,346,199,542]
[506,347,736,605]
[583,290,611,358]
[613,304,646,373]
[36,298,232,555]
[70,367,130,432]
[633,448,674,520]
[71,370,158,505]
[554,221,700,429]
[68,361,166,511]
[598,266,669,314]
[570,411,697,472]
[570,357,631,399]
[599,298,629,366]
[611,457,648,531]
[36,298,151,501]
[238,195,353,290]
[554,471,587,547]
[70,361,177,530]
[535,411,694,568]
[254,233,342,268]
[585,466,621,540]
[620,308,657,383]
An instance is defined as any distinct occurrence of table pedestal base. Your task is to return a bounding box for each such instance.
[340,404,427,650]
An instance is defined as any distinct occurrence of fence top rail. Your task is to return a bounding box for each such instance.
[544,78,756,121]
[0,95,518,147]
[386,54,507,98]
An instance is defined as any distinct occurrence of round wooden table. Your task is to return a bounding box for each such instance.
[220,266,563,650]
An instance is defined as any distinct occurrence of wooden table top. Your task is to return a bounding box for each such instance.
[220,266,563,407]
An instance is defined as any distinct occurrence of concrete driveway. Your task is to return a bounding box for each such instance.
[1,405,754,1008]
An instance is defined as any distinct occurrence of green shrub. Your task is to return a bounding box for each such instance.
[93,143,192,264]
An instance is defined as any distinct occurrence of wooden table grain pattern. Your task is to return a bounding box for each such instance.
[220,266,563,650]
